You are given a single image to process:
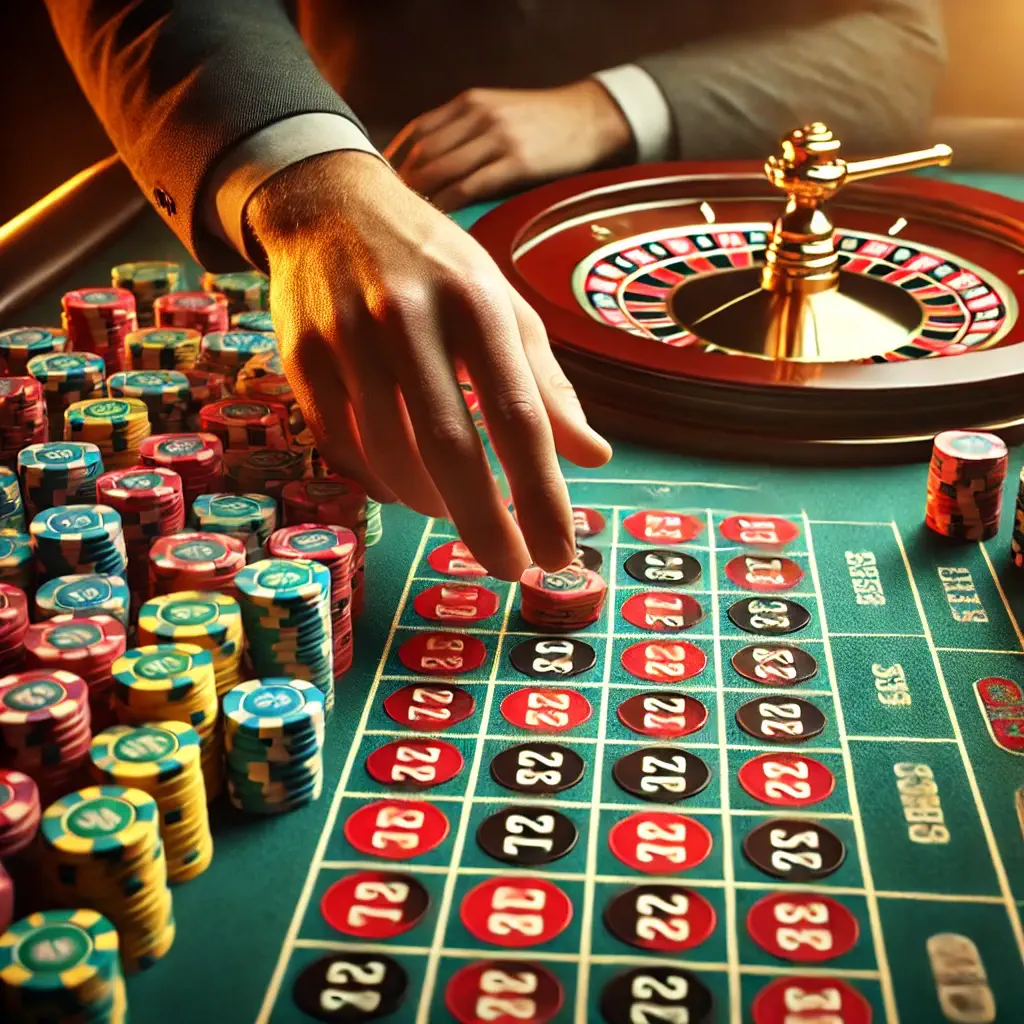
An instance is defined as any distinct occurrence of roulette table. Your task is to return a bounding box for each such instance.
[1,126,1023,1023]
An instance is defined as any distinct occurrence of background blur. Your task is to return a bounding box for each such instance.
[1,1,1021,225]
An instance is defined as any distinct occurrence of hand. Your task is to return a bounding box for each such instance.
[247,150,612,580]
[385,80,632,211]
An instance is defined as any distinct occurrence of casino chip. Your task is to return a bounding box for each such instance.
[154,290,229,334]
[35,573,130,627]
[608,810,713,874]
[1012,468,1024,569]
[0,530,34,593]
[201,270,269,314]
[0,377,48,465]
[727,597,811,635]
[149,530,247,596]
[489,742,585,795]
[293,952,408,1022]
[398,631,488,675]
[742,818,847,881]
[413,582,500,623]
[510,637,596,679]
[620,590,703,632]
[459,876,573,947]
[926,430,1009,542]
[519,564,607,630]
[0,327,67,376]
[344,799,450,860]
[735,695,827,743]
[321,871,430,940]
[573,506,605,538]
[572,544,603,572]
[612,747,711,803]
[719,514,800,546]
[622,509,703,544]
[500,687,593,732]
[427,540,487,577]
[235,349,291,402]
[232,310,275,333]
[139,431,226,506]
[125,326,200,373]
[751,976,873,1024]
[603,883,717,952]
[199,329,277,382]
[600,966,714,1024]
[746,891,860,963]
[200,399,289,468]
[64,397,151,471]
[623,549,702,586]
[446,961,565,1024]
[107,369,193,433]
[365,738,464,789]
[0,468,24,532]
[725,553,805,592]
[476,806,579,865]
[229,447,310,501]
[61,287,137,374]
[30,504,128,583]
[27,351,106,443]
[620,639,707,683]
[731,643,819,686]
[112,260,181,325]
[0,768,41,858]
[737,752,836,808]
[383,682,476,731]
[192,492,278,560]
[18,441,104,518]
[0,583,30,676]
[616,692,709,739]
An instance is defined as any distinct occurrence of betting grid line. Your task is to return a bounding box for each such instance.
[255,517,436,1024]
[801,511,900,1024]
[978,539,1024,651]
[890,520,1024,962]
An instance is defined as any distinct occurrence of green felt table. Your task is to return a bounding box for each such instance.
[5,169,1024,1024]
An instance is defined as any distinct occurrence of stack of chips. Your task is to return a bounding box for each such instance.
[35,574,130,629]
[519,564,608,630]
[139,432,225,507]
[0,669,92,803]
[231,310,274,333]
[0,328,67,376]
[229,449,311,505]
[111,261,181,325]
[136,592,245,699]
[30,505,127,583]
[24,614,127,731]
[125,326,200,371]
[268,525,356,677]
[154,292,229,334]
[192,492,278,559]
[235,559,334,710]
[39,786,174,974]
[1012,468,1024,569]
[18,442,104,518]
[0,908,127,1020]
[89,721,212,883]
[924,430,1009,542]
[0,531,35,593]
[235,349,291,401]
[27,352,107,440]
[201,270,269,313]
[107,370,191,433]
[0,584,30,675]
[0,378,48,466]
[0,768,41,858]
[64,397,151,471]
[148,532,247,597]
[199,399,289,466]
[0,469,24,531]
[112,644,222,800]
[181,370,226,431]
[60,288,137,375]
[223,678,325,815]
[198,330,277,383]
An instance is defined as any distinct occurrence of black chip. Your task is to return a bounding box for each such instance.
[476,805,579,865]
[727,597,811,635]
[603,883,701,951]
[612,747,711,803]
[600,966,714,1024]
[735,695,827,743]
[573,544,604,573]
[742,818,847,881]
[623,549,701,586]
[509,637,596,680]
[293,952,408,1021]
[489,742,585,795]
[731,643,818,686]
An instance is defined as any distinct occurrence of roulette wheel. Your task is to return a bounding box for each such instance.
[472,122,1024,461]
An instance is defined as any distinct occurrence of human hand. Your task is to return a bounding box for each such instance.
[385,80,632,211]
[247,150,612,580]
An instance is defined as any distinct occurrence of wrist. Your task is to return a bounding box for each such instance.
[567,79,633,164]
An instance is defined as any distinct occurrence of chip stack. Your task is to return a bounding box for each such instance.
[30,505,128,584]
[201,271,269,314]
[64,397,151,471]
[519,564,607,630]
[124,326,200,371]
[235,559,334,709]
[231,310,274,333]
[924,430,1009,542]
[153,291,229,335]
[0,328,68,377]
[39,786,174,974]
[112,644,222,801]
[61,288,137,375]
[229,449,311,505]
[0,908,127,1020]
[18,442,104,519]
[199,399,289,467]
[89,721,213,883]
[27,352,107,440]
[138,432,226,507]
[0,584,30,675]
[148,531,247,597]
[0,378,48,466]
[235,349,291,401]
[223,678,326,815]
[35,574,130,629]
[106,370,191,433]
[0,469,24,531]
[136,592,245,699]
[0,769,41,858]
[181,370,226,431]
[198,331,277,383]
[1012,468,1024,569]
[268,525,356,678]
[0,531,35,594]
[23,614,127,733]
[0,669,92,803]
[111,260,182,326]
[192,492,278,559]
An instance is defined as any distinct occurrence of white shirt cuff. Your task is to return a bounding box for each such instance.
[592,64,674,163]
[202,112,384,262]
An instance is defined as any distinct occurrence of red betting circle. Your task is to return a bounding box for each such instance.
[445,960,565,1024]
[398,631,488,675]
[500,687,593,732]
[737,753,836,808]
[343,799,450,860]
[413,583,500,623]
[751,975,873,1024]
[620,591,704,632]
[608,811,713,874]
[719,515,800,547]
[365,739,464,788]
[746,892,860,963]
[320,870,429,940]
[383,683,476,731]
[623,510,704,544]
[620,640,707,683]
[616,692,709,739]
[724,554,805,593]
[460,877,574,948]
[572,507,606,538]
[428,540,488,578]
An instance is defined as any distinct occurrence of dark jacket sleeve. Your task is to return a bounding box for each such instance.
[44,0,366,271]
[637,0,946,159]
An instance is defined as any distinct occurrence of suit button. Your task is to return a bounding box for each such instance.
[154,187,177,215]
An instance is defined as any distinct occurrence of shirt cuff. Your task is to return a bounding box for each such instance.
[592,64,674,163]
[202,112,384,263]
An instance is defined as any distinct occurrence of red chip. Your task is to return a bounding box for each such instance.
[620,640,707,683]
[500,687,593,732]
[413,584,500,623]
[343,799,450,860]
[746,892,860,963]
[623,510,704,544]
[459,877,573,948]
[719,515,800,547]
[620,591,703,632]
[428,540,488,578]
[320,870,430,939]
[572,507,606,538]
[398,631,488,675]
[616,692,709,739]
[365,739,464,788]
[724,554,805,593]
[751,975,873,1024]
[383,683,477,731]
[445,960,565,1024]
[737,753,836,808]
[608,811,713,874]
